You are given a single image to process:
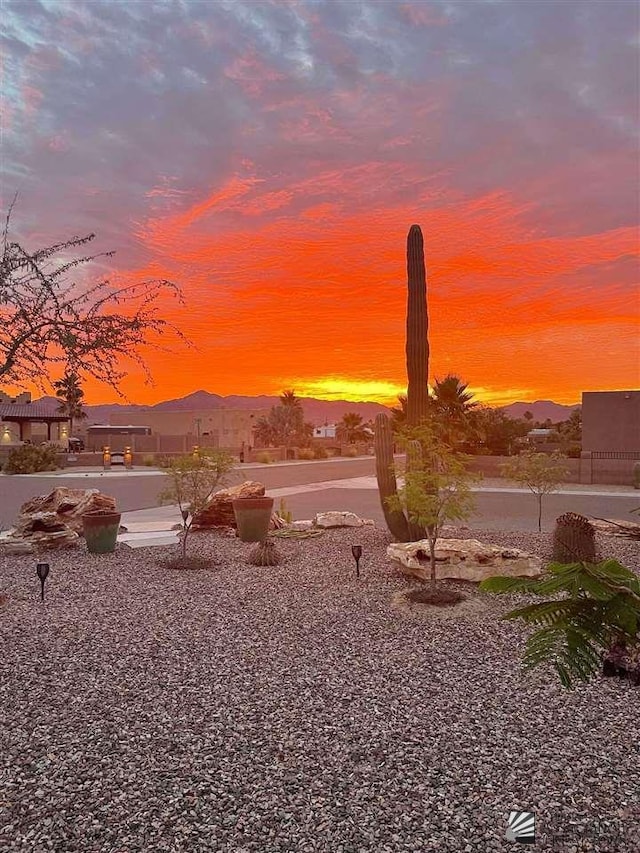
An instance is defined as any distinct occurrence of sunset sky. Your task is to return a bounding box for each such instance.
[2,0,639,407]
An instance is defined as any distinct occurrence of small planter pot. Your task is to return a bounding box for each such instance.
[82,510,122,554]
[232,497,274,543]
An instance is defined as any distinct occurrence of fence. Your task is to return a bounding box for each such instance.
[580,451,640,486]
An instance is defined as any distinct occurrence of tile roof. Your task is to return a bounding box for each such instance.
[0,403,68,420]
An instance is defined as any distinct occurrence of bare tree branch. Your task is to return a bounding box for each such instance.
[0,201,197,402]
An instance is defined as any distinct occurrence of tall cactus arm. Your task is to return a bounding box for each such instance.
[374,413,410,541]
[406,224,430,427]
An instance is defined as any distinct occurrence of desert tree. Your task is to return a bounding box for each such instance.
[501,450,569,532]
[157,449,235,563]
[386,424,480,601]
[0,196,192,398]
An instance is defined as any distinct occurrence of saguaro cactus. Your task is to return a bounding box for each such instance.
[375,225,430,541]
[374,412,410,541]
[405,224,430,427]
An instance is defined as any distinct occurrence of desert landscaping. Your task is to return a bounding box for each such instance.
[1,477,639,852]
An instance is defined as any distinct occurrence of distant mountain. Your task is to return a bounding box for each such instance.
[32,389,391,425]
[501,400,579,423]
[152,390,224,411]
[32,388,578,426]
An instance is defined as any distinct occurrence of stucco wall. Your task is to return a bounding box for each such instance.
[106,408,269,448]
[582,390,640,453]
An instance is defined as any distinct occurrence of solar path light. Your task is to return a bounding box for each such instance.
[351,545,363,579]
[36,562,50,602]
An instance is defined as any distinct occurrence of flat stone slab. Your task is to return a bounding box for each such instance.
[117,531,180,548]
[119,521,183,533]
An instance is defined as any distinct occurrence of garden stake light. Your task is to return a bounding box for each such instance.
[351,545,363,579]
[36,562,50,602]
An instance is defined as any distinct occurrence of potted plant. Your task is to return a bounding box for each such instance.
[82,508,122,554]
[232,496,274,542]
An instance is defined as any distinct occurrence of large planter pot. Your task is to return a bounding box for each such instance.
[232,497,274,543]
[82,510,122,554]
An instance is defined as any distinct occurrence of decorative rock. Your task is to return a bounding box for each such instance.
[590,518,640,540]
[387,538,543,583]
[314,511,375,529]
[8,510,80,550]
[290,520,314,531]
[191,481,265,528]
[0,539,36,555]
[17,487,116,534]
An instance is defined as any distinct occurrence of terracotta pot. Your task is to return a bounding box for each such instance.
[232,497,274,542]
[82,510,122,554]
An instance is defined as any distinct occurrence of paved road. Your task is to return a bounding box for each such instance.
[272,483,640,533]
[2,458,638,534]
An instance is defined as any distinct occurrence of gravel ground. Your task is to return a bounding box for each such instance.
[1,527,639,853]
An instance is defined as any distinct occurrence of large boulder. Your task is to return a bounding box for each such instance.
[387,538,543,583]
[6,511,80,551]
[314,511,375,529]
[191,480,265,528]
[17,487,116,534]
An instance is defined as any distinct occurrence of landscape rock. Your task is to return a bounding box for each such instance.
[0,539,36,555]
[7,510,80,550]
[387,538,542,583]
[590,518,640,540]
[290,520,314,531]
[314,511,375,529]
[191,480,265,528]
[17,487,116,534]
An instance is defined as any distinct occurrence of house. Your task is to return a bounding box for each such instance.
[581,390,640,453]
[0,391,69,446]
[527,428,558,444]
[313,424,337,439]
[580,390,640,485]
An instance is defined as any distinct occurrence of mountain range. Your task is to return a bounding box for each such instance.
[32,390,580,425]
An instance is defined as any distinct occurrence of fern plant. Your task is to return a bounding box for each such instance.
[480,559,640,689]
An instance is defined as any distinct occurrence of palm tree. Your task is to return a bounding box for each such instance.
[337,412,366,444]
[277,389,304,454]
[53,370,87,438]
[252,416,274,448]
[390,394,407,432]
[280,389,302,410]
[430,374,477,447]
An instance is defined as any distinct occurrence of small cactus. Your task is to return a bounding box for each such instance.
[249,539,280,566]
[552,512,597,564]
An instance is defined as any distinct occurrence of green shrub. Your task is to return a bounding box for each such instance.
[141,454,156,467]
[156,454,174,468]
[296,448,315,460]
[4,444,60,474]
[256,451,274,464]
[343,445,359,457]
[480,558,640,689]
[633,462,640,490]
[313,446,329,459]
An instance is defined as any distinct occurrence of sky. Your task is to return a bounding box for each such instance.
[2,0,639,407]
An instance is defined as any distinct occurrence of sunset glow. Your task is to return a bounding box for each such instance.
[2,0,638,407]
